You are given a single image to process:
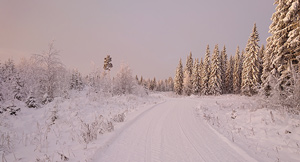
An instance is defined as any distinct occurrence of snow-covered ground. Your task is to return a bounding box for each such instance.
[1,92,299,162]
[195,95,300,162]
[0,90,164,162]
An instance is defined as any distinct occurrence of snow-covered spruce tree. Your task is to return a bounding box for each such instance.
[70,69,84,91]
[264,0,300,107]
[149,78,157,91]
[285,1,300,58]
[266,0,291,90]
[220,45,228,93]
[174,59,184,95]
[258,45,265,85]
[87,66,102,93]
[241,23,260,96]
[192,58,201,95]
[167,77,174,91]
[201,45,211,95]
[264,0,299,101]
[208,44,222,95]
[198,58,204,95]
[261,45,273,97]
[183,52,193,95]
[233,46,242,94]
[183,70,192,96]
[0,59,23,102]
[185,52,194,78]
[225,56,234,94]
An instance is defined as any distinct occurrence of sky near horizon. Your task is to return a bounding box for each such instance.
[0,0,275,80]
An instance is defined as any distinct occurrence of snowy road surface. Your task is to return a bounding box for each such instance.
[92,98,257,162]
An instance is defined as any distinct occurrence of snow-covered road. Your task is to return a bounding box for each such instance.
[92,98,257,162]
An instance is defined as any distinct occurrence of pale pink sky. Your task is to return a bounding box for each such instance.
[0,0,274,79]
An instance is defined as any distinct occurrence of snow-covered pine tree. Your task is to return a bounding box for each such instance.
[220,45,227,93]
[103,55,113,71]
[241,23,260,96]
[225,56,234,94]
[174,59,184,95]
[183,70,192,96]
[201,45,211,95]
[208,44,222,95]
[192,58,201,95]
[233,46,242,94]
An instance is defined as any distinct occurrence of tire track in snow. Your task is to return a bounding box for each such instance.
[176,108,206,162]
[92,98,257,162]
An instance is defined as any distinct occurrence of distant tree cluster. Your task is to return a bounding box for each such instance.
[174,44,244,96]
[135,76,174,92]
[173,0,300,111]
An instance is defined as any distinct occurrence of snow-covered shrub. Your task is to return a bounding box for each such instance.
[25,96,38,108]
[0,106,20,116]
[113,111,127,123]
[80,115,114,145]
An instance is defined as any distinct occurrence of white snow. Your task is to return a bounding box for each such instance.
[1,92,300,162]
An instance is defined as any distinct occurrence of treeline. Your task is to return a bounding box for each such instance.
[173,24,263,96]
[135,76,174,92]
[173,0,300,111]
[0,45,145,110]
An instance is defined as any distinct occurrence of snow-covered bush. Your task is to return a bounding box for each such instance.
[25,96,38,108]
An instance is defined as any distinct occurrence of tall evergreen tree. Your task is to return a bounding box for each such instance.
[192,58,201,94]
[198,58,204,94]
[185,52,194,77]
[201,45,211,95]
[167,77,174,91]
[183,53,193,95]
[258,45,265,85]
[183,70,192,96]
[70,69,84,91]
[0,59,23,101]
[174,59,184,95]
[225,56,234,94]
[220,45,228,93]
[262,0,300,99]
[241,23,260,96]
[208,44,222,95]
[233,46,242,94]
